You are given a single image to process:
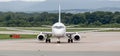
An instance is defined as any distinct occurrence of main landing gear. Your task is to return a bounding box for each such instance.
[68,39,73,43]
[45,39,51,43]
[67,34,73,43]
[45,34,52,43]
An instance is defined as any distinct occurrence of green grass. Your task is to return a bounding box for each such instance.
[0,34,37,40]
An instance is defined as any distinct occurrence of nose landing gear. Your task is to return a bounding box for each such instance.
[57,38,61,43]
[57,41,60,43]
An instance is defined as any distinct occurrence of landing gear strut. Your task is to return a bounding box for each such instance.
[57,38,61,43]
[46,39,51,43]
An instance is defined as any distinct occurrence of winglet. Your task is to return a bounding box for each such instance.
[58,4,61,23]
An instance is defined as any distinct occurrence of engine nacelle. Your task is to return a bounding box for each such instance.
[72,33,81,41]
[37,33,46,41]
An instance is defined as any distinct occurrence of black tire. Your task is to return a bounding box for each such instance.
[57,41,60,43]
[46,39,51,43]
[68,39,73,43]
[68,39,70,43]
[70,39,73,43]
[45,39,48,43]
[48,39,51,43]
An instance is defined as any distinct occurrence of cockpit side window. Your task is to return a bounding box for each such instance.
[54,26,64,29]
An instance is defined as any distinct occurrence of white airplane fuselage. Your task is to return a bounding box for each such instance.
[37,5,81,43]
[52,22,66,38]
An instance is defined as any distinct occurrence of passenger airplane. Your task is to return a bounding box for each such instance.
[37,5,81,43]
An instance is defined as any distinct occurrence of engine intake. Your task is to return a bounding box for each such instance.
[72,33,81,41]
[74,35,80,40]
[37,33,46,41]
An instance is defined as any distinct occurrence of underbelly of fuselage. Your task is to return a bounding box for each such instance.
[52,32,65,37]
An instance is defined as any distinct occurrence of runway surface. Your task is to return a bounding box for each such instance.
[0,32,120,51]
[0,51,120,56]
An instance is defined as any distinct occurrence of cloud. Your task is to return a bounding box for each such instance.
[0,0,47,2]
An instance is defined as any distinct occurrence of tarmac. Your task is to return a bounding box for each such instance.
[0,32,120,51]
[0,51,120,56]
[0,32,120,56]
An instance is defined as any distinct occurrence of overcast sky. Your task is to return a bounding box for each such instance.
[0,0,120,12]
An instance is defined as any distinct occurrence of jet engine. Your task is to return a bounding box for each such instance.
[37,33,46,41]
[72,33,81,41]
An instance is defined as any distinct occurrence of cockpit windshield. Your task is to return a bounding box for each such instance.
[54,26,64,29]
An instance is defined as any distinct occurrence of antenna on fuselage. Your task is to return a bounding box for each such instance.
[58,4,61,23]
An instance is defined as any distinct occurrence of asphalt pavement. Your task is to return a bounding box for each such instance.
[0,51,120,56]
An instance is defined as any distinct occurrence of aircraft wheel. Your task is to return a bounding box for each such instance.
[57,41,60,43]
[46,39,51,43]
[48,39,51,43]
[70,39,73,43]
[68,39,70,43]
[68,39,73,43]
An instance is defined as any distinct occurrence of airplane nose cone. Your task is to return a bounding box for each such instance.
[52,29,65,37]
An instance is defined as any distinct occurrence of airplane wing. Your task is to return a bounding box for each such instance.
[38,32,52,38]
[41,32,52,35]
[42,32,78,35]
[66,32,76,35]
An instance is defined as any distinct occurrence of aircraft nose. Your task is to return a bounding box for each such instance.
[53,29,65,36]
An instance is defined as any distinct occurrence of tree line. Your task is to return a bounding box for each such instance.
[0,11,120,27]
